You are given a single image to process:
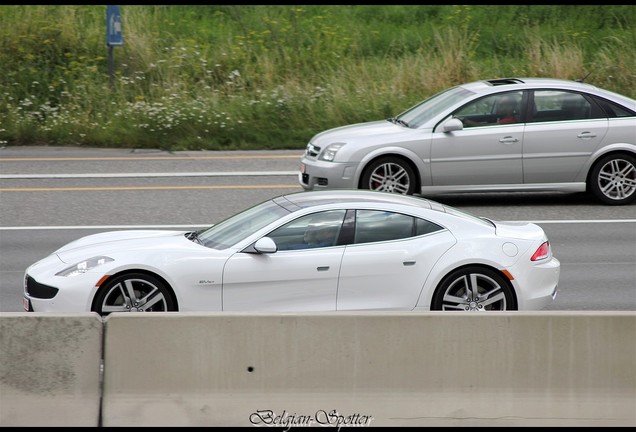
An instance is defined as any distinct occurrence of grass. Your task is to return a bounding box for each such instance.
[0,5,635,151]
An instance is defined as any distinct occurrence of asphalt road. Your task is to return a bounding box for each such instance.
[1,146,634,312]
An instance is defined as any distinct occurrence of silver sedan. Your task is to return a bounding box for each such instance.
[299,77,636,205]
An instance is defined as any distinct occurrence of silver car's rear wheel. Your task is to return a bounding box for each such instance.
[360,156,417,195]
[589,153,636,205]
[93,273,176,315]
[431,266,517,311]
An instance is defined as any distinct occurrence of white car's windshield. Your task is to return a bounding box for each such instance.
[197,200,290,250]
[397,86,474,128]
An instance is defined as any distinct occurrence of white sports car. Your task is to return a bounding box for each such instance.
[24,190,559,315]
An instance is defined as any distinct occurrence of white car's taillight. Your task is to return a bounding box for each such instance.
[531,241,550,261]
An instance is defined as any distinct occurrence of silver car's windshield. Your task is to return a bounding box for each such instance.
[197,200,290,250]
[397,86,475,128]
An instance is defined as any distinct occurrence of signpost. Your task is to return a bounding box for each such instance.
[106,5,123,87]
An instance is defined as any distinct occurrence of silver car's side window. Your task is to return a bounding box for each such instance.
[592,97,636,118]
[531,90,592,122]
[455,91,523,127]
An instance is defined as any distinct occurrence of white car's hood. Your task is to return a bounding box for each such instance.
[54,230,195,263]
[311,120,417,147]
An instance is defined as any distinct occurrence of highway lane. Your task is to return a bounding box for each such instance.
[1,146,635,312]
[1,222,634,313]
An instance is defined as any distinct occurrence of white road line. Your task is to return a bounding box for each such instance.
[0,225,209,230]
[526,219,636,224]
[1,220,635,230]
[0,171,298,179]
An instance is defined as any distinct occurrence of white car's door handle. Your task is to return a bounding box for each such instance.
[577,131,597,139]
[499,136,519,144]
[403,261,416,266]
[317,266,330,271]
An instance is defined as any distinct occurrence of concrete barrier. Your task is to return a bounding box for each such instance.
[101,312,636,427]
[0,313,103,426]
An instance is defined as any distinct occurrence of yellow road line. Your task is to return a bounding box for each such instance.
[0,155,302,162]
[0,185,301,192]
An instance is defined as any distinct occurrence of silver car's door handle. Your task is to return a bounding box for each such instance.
[577,131,597,139]
[317,266,330,271]
[403,261,416,266]
[499,136,519,144]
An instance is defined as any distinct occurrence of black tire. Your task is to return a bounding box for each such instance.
[92,272,176,316]
[431,266,517,311]
[588,153,636,205]
[360,156,417,195]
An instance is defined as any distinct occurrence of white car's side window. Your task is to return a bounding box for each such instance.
[268,210,346,251]
[353,210,442,244]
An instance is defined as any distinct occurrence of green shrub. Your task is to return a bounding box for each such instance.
[1,5,634,150]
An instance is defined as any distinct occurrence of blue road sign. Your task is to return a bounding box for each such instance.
[107,5,123,46]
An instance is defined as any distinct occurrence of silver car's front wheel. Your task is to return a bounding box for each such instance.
[360,156,417,195]
[589,153,636,205]
[92,273,176,316]
[431,266,517,311]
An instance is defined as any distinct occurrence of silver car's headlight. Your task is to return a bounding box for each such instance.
[55,256,114,277]
[319,143,344,162]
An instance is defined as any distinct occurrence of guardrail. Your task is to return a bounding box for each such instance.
[0,313,102,426]
[1,312,635,426]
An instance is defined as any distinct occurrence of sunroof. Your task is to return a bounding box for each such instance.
[487,78,525,86]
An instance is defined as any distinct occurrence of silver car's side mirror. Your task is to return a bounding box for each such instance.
[442,117,464,132]
[253,237,278,254]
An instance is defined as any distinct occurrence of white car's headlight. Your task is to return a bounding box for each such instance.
[56,256,114,277]
[319,143,344,162]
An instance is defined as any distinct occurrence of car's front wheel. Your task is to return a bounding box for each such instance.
[589,153,636,205]
[92,272,176,315]
[431,266,517,311]
[360,156,417,195]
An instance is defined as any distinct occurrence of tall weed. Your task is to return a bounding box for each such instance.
[0,5,634,150]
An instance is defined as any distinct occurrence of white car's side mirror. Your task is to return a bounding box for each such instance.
[253,237,278,254]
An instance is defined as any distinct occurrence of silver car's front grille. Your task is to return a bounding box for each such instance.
[305,143,321,159]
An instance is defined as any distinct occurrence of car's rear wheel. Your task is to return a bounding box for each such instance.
[93,272,176,315]
[431,266,517,311]
[360,156,416,195]
[589,153,636,205]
